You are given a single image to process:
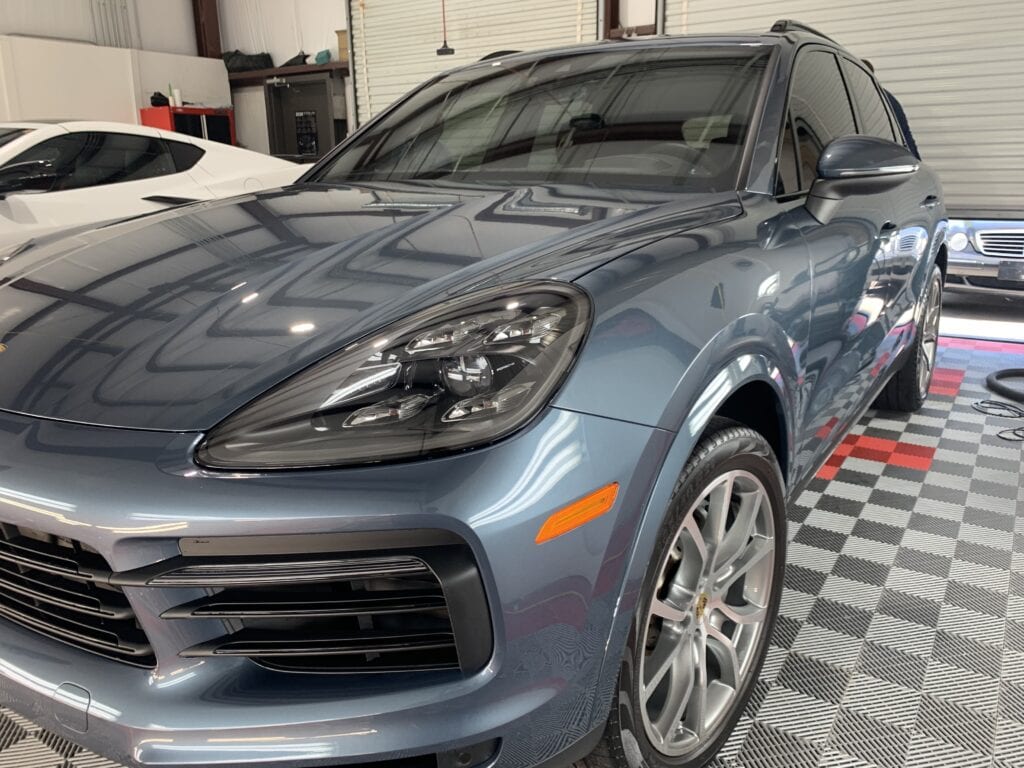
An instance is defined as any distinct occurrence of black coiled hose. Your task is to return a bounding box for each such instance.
[986,369,1024,403]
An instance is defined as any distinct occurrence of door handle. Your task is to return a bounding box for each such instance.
[921,194,941,209]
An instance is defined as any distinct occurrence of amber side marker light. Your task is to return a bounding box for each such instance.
[535,482,620,544]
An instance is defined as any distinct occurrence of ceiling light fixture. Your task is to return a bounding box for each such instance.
[437,0,454,55]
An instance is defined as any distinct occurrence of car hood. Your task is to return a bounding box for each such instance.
[0,182,738,431]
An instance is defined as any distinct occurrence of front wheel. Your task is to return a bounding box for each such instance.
[581,418,786,768]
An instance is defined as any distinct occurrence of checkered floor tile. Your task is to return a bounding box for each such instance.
[0,337,1022,768]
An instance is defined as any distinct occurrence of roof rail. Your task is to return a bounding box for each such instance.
[479,50,521,61]
[769,19,838,44]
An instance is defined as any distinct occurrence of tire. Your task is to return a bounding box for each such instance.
[874,265,943,413]
[579,417,786,768]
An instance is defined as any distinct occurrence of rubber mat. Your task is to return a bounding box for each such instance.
[0,337,1022,768]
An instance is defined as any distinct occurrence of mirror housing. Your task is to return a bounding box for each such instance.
[806,135,919,224]
[0,160,58,199]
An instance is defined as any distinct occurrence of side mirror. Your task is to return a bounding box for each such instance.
[806,135,918,224]
[0,160,58,198]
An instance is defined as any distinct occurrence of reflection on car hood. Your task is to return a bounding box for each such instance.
[0,182,738,431]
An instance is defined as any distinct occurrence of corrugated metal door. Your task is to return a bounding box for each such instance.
[663,0,1024,216]
[351,0,598,126]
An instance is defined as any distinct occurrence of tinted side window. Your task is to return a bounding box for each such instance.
[168,141,205,171]
[6,133,91,192]
[0,127,32,151]
[11,132,177,191]
[842,60,896,141]
[789,50,857,190]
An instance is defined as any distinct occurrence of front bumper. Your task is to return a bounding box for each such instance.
[0,407,671,768]
[946,253,1024,295]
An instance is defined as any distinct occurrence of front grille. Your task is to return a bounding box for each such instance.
[113,532,492,676]
[977,231,1024,258]
[0,524,155,667]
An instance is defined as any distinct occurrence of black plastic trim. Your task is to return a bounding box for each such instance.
[180,629,457,657]
[122,531,494,677]
[0,563,133,619]
[162,589,446,619]
[423,545,494,674]
[0,536,110,582]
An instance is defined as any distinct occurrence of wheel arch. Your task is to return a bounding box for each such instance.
[586,349,796,731]
[935,242,948,279]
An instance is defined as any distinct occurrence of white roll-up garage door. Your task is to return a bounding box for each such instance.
[351,0,598,126]
[664,0,1024,216]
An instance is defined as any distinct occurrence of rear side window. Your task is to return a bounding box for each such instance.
[0,127,32,150]
[168,140,205,171]
[9,132,177,191]
[841,60,896,142]
[788,50,857,190]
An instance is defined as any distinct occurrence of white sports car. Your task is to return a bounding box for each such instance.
[0,120,307,246]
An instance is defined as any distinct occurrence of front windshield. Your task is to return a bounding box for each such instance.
[316,46,770,191]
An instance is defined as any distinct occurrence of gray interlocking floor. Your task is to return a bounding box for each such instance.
[0,337,1022,768]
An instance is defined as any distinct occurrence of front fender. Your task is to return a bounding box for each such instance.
[579,351,794,731]
[553,200,811,730]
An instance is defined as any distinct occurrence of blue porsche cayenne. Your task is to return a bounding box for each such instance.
[0,21,945,768]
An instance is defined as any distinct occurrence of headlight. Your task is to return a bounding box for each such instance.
[196,282,591,469]
[948,232,969,252]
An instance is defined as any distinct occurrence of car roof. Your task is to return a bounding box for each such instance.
[0,120,159,133]
[459,28,850,72]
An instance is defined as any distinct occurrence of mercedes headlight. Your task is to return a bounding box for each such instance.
[947,221,969,253]
[196,282,591,469]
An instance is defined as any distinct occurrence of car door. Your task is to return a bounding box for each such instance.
[841,57,941,330]
[790,48,898,473]
[0,130,192,233]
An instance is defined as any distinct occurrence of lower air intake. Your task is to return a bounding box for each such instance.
[0,524,155,667]
[117,532,491,675]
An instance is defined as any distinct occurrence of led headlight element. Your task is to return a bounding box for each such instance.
[197,282,591,469]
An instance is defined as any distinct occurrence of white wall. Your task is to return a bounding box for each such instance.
[231,84,270,153]
[619,0,655,28]
[0,35,136,122]
[132,50,231,108]
[218,0,346,66]
[0,34,230,122]
[136,0,197,56]
[0,0,97,43]
[0,0,196,55]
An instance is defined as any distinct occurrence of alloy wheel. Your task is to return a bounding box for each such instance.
[917,274,943,399]
[639,470,776,757]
